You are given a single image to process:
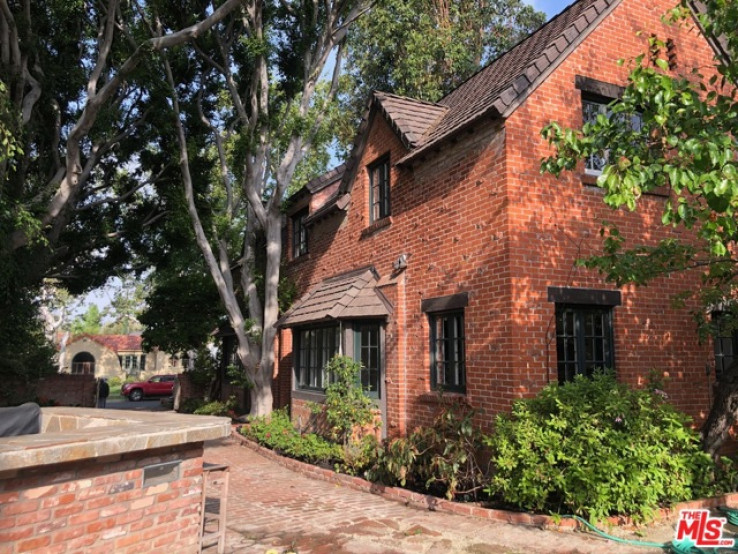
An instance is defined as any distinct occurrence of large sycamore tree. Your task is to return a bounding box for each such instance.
[541,0,738,456]
[146,0,369,415]
[0,0,243,379]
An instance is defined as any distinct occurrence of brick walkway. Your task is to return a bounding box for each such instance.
[203,436,673,554]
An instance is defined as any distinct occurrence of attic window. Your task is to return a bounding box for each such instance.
[369,156,390,223]
[292,209,308,258]
[580,93,642,176]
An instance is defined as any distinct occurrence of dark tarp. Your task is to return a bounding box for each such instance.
[0,402,41,437]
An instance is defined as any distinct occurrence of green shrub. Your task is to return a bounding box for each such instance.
[179,397,205,414]
[242,409,343,465]
[107,376,122,388]
[366,400,486,500]
[193,396,237,416]
[321,356,376,445]
[484,371,714,522]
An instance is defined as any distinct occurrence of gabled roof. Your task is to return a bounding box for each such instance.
[399,0,623,163]
[68,334,143,353]
[286,164,346,209]
[306,163,346,194]
[373,92,448,150]
[278,267,392,327]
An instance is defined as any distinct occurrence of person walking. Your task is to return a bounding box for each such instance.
[98,378,110,408]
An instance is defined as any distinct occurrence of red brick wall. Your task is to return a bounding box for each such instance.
[282,0,721,434]
[4,374,97,408]
[38,374,97,408]
[0,444,204,554]
[503,0,720,422]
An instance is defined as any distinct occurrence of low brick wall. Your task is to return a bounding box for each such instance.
[0,444,204,553]
[37,374,96,407]
[2,374,96,408]
[0,408,230,554]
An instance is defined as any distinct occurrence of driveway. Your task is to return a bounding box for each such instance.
[102,397,171,411]
[203,436,676,554]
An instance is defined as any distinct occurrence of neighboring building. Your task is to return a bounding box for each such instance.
[63,334,184,379]
[277,0,723,437]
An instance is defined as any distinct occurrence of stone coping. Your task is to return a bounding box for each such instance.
[0,407,231,473]
[232,429,738,530]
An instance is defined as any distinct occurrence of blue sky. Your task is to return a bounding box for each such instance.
[530,0,574,18]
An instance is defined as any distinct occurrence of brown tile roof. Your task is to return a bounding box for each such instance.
[398,0,623,164]
[306,164,346,194]
[278,267,392,327]
[373,92,448,149]
[69,334,143,353]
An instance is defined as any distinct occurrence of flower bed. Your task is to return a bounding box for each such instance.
[232,428,738,530]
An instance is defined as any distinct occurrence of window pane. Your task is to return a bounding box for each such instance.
[296,326,339,391]
[430,311,465,392]
[556,305,613,383]
[356,325,380,398]
[369,158,390,222]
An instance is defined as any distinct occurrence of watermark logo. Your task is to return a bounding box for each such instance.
[675,509,735,548]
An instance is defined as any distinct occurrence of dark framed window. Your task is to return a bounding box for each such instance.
[429,311,466,393]
[582,96,642,175]
[369,156,390,223]
[355,324,381,398]
[556,305,614,384]
[295,325,339,390]
[120,354,140,374]
[292,209,308,258]
[713,312,737,378]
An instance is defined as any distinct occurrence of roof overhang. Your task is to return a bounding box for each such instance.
[278,267,393,328]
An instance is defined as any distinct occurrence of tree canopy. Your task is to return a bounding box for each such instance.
[540,0,738,455]
[336,0,545,146]
[0,0,244,379]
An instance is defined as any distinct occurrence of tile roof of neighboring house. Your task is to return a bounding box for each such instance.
[68,334,143,353]
[278,267,393,327]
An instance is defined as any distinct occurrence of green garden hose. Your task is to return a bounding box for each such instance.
[563,513,738,553]
[718,507,738,526]
[563,515,670,550]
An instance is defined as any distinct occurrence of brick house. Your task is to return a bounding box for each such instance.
[277,0,723,437]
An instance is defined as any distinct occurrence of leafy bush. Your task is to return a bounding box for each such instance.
[484,372,714,522]
[179,397,206,414]
[194,395,237,416]
[366,400,486,500]
[242,409,343,465]
[320,356,377,445]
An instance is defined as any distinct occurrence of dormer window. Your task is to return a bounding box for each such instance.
[292,209,308,258]
[369,156,390,223]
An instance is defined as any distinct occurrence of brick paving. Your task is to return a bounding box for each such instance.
[202,436,676,554]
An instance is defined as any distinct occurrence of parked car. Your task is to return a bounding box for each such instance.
[122,375,177,401]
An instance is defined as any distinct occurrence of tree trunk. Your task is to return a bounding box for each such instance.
[250,366,273,416]
[702,365,738,458]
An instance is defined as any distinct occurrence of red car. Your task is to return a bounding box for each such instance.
[122,375,177,401]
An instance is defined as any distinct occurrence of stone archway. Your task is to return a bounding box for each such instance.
[71,352,95,375]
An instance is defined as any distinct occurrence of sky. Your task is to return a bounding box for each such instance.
[532,0,573,18]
